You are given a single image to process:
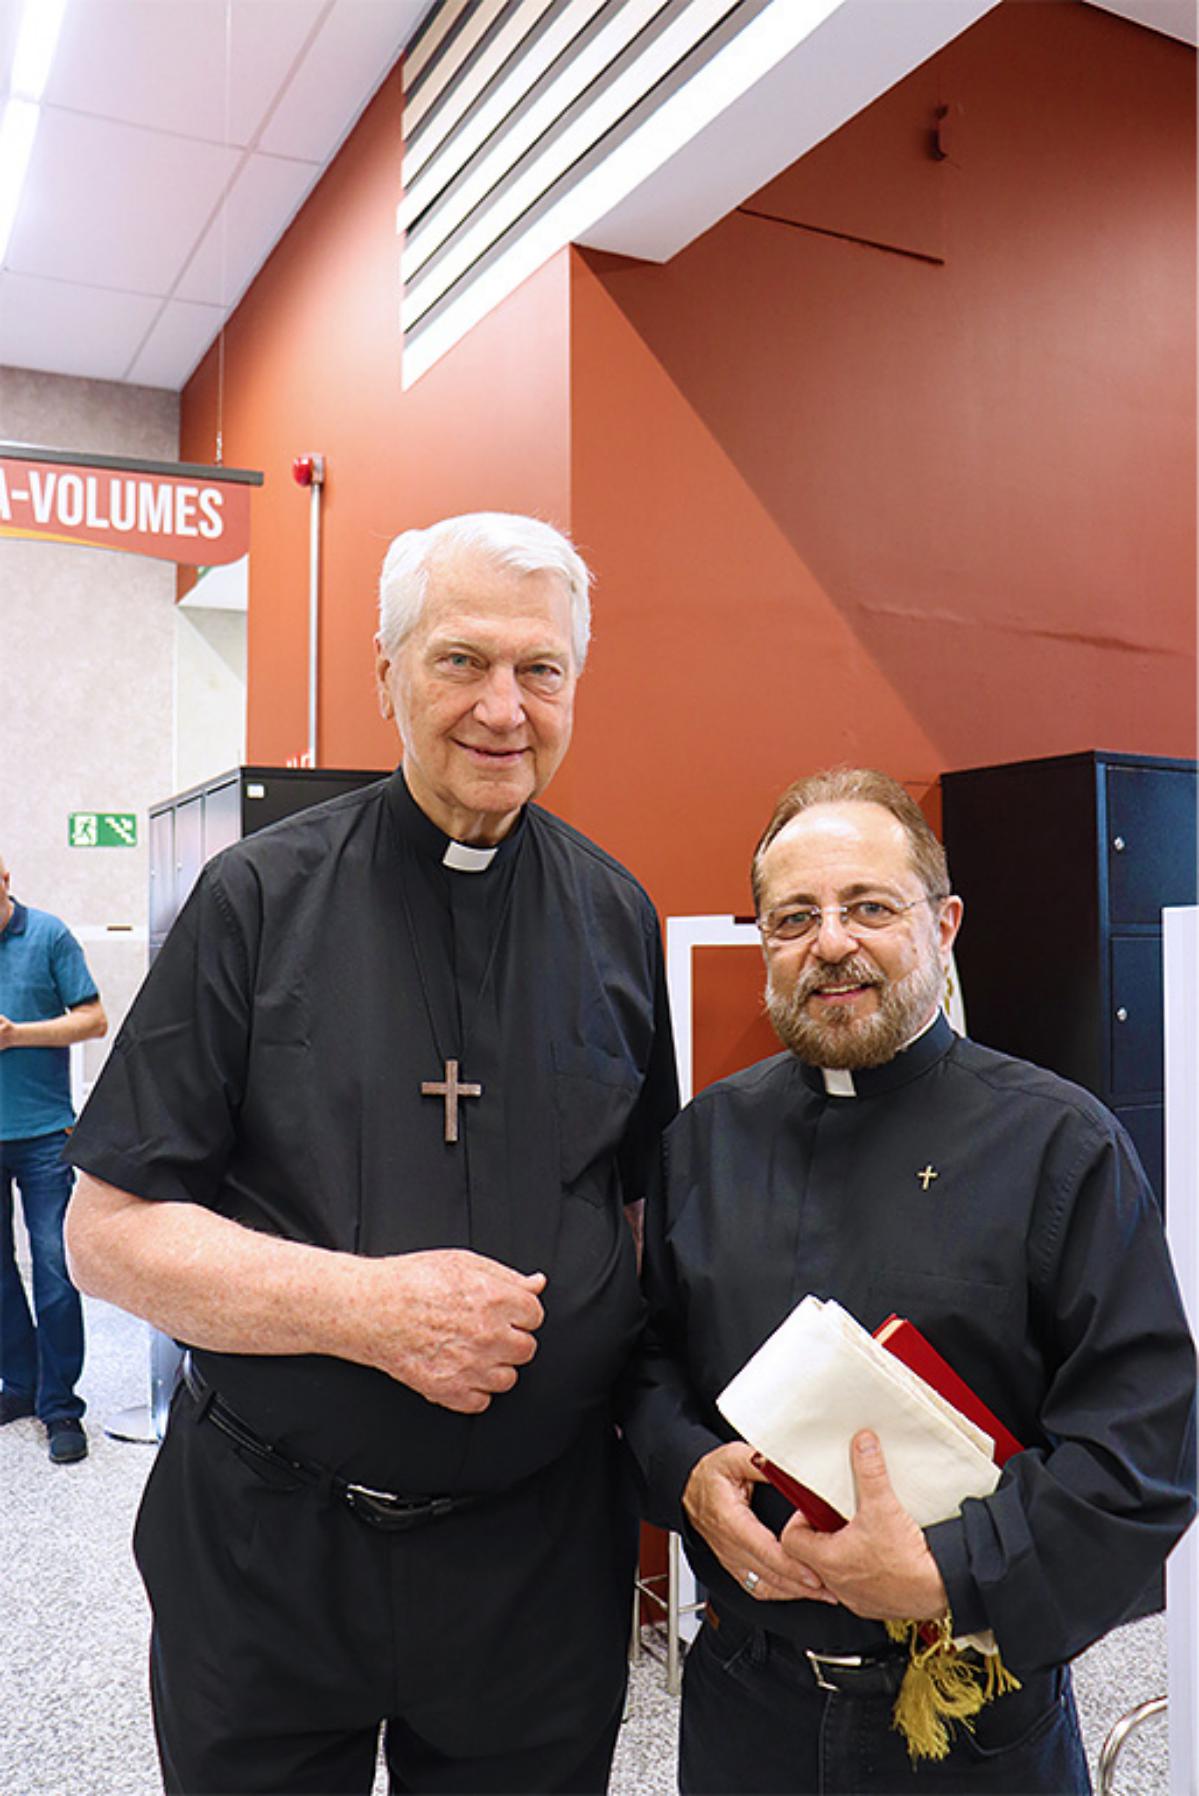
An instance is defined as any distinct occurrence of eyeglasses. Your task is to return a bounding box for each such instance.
[756,894,945,944]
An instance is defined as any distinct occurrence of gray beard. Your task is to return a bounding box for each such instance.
[766,947,946,1070]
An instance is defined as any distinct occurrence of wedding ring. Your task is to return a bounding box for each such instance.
[743,1569,760,1593]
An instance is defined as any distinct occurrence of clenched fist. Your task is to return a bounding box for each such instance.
[347,1248,547,1413]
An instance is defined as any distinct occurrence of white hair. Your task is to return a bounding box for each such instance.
[377,512,592,668]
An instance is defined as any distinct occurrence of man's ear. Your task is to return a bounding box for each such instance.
[938,894,964,960]
[373,635,394,721]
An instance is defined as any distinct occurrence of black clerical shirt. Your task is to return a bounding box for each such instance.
[623,1014,1196,1672]
[69,771,678,1494]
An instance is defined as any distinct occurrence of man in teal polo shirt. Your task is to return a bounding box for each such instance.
[0,852,106,1461]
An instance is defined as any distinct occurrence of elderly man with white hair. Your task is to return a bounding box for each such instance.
[66,513,677,1796]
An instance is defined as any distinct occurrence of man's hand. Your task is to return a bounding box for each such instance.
[352,1248,547,1414]
[779,1431,948,1621]
[0,1014,16,1049]
[683,1443,836,1604]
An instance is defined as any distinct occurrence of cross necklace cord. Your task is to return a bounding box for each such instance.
[397,839,523,1144]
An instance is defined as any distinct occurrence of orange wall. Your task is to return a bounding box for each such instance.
[181,1,1195,944]
[568,0,1196,921]
[180,70,572,772]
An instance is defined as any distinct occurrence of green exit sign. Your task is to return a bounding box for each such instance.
[68,812,138,848]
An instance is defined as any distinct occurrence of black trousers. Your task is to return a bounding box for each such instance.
[680,1609,1093,1796]
[134,1383,636,1795]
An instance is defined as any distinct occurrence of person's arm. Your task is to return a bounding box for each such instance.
[919,1125,1194,1670]
[65,1172,546,1414]
[621,1126,821,1601]
[0,996,107,1049]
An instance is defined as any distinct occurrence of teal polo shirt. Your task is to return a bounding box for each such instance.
[0,901,99,1140]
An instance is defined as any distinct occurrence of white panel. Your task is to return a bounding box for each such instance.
[403,0,738,319]
[181,556,249,612]
[404,0,509,134]
[7,108,239,292]
[1163,908,1199,1796]
[403,0,559,181]
[404,0,473,89]
[125,297,227,392]
[400,0,606,207]
[404,0,678,275]
[42,0,329,148]
[0,269,163,382]
[260,0,421,159]
[176,152,321,306]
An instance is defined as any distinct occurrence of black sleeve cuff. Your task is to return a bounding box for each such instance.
[925,1514,990,1638]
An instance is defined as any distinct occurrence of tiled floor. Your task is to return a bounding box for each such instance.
[1,1291,1172,1795]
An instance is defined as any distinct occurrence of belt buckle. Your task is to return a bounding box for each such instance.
[342,1483,454,1531]
[804,1649,865,1692]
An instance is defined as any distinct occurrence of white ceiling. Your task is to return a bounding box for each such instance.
[0,0,1192,396]
[0,0,429,391]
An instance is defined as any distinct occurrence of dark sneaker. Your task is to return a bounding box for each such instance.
[0,1391,35,1424]
[47,1419,88,1464]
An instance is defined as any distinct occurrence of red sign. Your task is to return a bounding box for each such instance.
[0,446,262,566]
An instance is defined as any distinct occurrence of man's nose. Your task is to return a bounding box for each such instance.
[473,665,525,731]
[811,906,858,959]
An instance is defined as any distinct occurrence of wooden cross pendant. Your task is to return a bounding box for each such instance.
[421,1058,482,1143]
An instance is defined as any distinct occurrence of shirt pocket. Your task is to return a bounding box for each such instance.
[866,1268,1012,1331]
[552,1041,641,1199]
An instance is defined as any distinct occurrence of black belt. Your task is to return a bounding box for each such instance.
[706,1602,909,1698]
[181,1356,482,1532]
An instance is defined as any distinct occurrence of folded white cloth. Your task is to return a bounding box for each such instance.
[717,1295,1000,1527]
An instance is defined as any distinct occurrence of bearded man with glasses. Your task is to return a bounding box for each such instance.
[623,767,1194,1796]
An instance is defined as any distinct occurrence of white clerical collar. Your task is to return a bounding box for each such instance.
[821,1066,856,1097]
[441,840,499,873]
[819,1008,944,1099]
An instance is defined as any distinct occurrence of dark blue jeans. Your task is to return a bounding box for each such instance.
[680,1612,1092,1795]
[0,1132,85,1423]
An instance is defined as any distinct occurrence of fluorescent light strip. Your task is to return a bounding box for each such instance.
[1,0,67,263]
[12,0,67,99]
[0,97,40,264]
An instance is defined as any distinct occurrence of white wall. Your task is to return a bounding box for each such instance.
[174,604,247,794]
[0,366,178,1081]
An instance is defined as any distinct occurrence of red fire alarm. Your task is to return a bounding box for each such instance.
[292,453,326,487]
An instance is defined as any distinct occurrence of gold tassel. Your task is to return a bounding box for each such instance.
[884,1615,1022,1762]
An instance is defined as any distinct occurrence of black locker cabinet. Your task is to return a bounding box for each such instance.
[148,765,386,958]
[941,750,1197,1203]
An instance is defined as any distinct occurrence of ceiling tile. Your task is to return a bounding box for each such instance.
[41,0,330,147]
[176,151,322,307]
[258,0,418,159]
[7,109,240,293]
[126,297,228,392]
[0,271,162,382]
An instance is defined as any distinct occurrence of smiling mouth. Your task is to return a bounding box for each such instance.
[810,982,877,1004]
[456,741,528,762]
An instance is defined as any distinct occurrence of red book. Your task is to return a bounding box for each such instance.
[755,1313,1023,1531]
